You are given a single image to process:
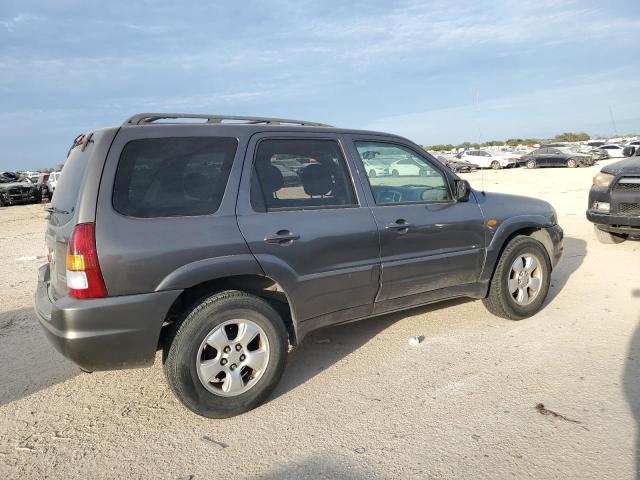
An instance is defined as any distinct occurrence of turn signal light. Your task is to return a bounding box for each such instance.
[66,223,107,299]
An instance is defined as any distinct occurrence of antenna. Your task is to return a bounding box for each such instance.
[608,106,619,138]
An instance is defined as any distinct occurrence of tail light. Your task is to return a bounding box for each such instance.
[66,223,108,299]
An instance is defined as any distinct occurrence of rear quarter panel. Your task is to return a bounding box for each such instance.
[95,125,259,296]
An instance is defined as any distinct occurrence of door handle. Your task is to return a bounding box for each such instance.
[264,230,300,245]
[385,220,411,233]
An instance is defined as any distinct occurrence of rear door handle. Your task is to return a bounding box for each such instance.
[385,220,411,233]
[264,230,300,245]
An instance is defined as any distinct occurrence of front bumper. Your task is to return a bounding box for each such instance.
[546,224,563,268]
[34,264,181,371]
[587,210,640,234]
[1,191,39,205]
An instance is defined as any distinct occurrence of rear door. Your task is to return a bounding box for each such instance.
[236,132,380,327]
[344,135,486,313]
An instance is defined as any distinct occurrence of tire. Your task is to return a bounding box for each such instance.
[0,196,4,207]
[491,161,501,170]
[567,158,577,168]
[392,169,399,177]
[369,169,377,178]
[482,236,551,320]
[526,160,537,169]
[164,290,288,418]
[594,225,627,244]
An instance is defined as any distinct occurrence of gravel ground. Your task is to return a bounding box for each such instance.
[1,160,639,479]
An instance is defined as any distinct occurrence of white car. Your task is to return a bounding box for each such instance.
[599,144,625,158]
[362,159,389,177]
[46,171,61,200]
[389,158,436,176]
[458,150,516,169]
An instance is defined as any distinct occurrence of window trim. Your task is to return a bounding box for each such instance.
[352,139,455,207]
[111,136,239,219]
[249,137,360,213]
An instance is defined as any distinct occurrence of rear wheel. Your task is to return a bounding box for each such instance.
[526,159,537,169]
[594,225,627,244]
[491,160,501,170]
[483,236,551,320]
[164,290,288,418]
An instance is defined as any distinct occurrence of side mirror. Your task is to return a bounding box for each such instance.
[623,146,636,157]
[454,179,471,202]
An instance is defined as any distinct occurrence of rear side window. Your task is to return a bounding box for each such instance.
[51,147,91,225]
[113,137,237,218]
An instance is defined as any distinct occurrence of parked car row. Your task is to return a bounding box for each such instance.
[0,170,61,207]
[0,172,41,206]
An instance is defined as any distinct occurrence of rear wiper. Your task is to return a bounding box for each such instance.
[46,206,70,215]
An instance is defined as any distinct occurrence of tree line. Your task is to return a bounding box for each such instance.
[424,132,591,151]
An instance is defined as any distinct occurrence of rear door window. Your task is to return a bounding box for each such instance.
[250,138,357,211]
[113,137,237,218]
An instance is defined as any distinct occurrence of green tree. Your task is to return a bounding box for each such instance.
[424,144,454,152]
[553,132,590,142]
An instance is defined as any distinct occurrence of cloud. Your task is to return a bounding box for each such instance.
[361,68,640,144]
[0,13,37,31]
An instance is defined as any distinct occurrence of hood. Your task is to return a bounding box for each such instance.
[0,181,34,192]
[474,191,556,225]
[601,157,640,175]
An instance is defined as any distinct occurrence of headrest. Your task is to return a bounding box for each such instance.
[183,172,210,201]
[300,163,333,197]
[257,164,284,195]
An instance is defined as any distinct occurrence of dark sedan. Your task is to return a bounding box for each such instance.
[518,147,593,169]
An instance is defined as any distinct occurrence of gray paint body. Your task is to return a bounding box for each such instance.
[34,121,563,371]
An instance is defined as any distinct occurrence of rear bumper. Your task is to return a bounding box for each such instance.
[34,264,181,371]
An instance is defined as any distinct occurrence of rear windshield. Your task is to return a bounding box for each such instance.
[112,137,238,218]
[51,146,91,225]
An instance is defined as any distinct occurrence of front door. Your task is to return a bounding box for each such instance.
[345,137,486,313]
[236,134,380,327]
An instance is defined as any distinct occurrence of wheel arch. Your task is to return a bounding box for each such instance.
[156,256,299,349]
[481,220,555,285]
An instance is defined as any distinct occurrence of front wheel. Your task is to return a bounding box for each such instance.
[391,169,399,177]
[526,159,537,169]
[483,236,551,320]
[567,158,578,168]
[594,225,627,244]
[164,290,288,418]
[491,160,501,170]
[368,169,377,178]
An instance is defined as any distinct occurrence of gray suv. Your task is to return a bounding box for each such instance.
[34,113,563,418]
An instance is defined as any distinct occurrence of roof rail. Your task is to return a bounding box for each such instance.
[123,113,333,127]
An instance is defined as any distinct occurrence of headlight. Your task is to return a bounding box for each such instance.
[592,172,614,188]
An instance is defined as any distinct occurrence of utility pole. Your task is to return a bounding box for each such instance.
[608,106,619,137]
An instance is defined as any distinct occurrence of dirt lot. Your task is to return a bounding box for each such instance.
[1,161,639,479]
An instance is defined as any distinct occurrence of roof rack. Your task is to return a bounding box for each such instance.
[123,113,333,127]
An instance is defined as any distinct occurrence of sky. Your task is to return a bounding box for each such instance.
[1,0,639,171]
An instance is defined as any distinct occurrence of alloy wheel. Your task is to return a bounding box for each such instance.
[196,319,270,397]
[508,254,543,306]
